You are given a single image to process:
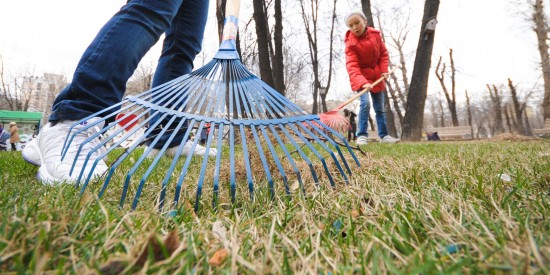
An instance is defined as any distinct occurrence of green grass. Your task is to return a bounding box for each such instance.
[0,140,549,274]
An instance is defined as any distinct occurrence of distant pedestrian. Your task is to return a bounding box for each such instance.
[343,108,357,141]
[427,131,441,141]
[9,122,20,151]
[0,125,9,151]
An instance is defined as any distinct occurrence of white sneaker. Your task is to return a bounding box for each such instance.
[356,136,368,145]
[23,117,108,184]
[381,135,400,143]
[22,138,40,166]
[146,140,217,159]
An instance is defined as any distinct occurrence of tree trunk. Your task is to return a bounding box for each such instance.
[361,0,374,27]
[533,0,550,120]
[487,84,505,134]
[465,90,474,137]
[384,92,398,136]
[272,0,285,95]
[252,0,275,88]
[438,97,445,127]
[434,50,459,126]
[401,0,440,141]
[508,78,526,135]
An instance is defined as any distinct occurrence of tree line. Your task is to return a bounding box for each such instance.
[1,0,548,140]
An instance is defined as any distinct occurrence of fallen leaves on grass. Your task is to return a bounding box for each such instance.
[100,230,181,274]
[208,248,229,266]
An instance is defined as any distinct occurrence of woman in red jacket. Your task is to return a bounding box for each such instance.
[344,10,399,145]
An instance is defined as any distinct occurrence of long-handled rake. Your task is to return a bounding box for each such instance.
[61,0,360,212]
[319,67,397,129]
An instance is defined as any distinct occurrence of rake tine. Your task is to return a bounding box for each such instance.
[294,121,349,184]
[302,120,354,177]
[172,119,204,209]
[131,117,189,210]
[157,119,199,211]
[259,125,291,196]
[287,122,336,187]
[276,124,320,185]
[233,75,278,199]
[193,121,214,212]
[267,125,304,195]
[239,124,255,199]
[125,78,205,209]
[98,112,162,198]
[250,125,276,198]
[234,76,293,197]
[77,110,149,186]
[121,114,179,208]
[231,71,256,200]
[192,72,228,212]
[212,123,225,209]
[308,120,361,169]
[229,125,237,202]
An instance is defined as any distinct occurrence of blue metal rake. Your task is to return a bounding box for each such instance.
[61,0,360,212]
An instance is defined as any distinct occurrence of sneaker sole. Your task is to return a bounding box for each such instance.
[37,163,108,184]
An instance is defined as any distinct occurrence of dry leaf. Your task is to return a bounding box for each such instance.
[351,209,360,218]
[136,231,180,267]
[100,260,127,275]
[317,222,325,230]
[208,248,229,266]
[163,230,181,255]
[212,221,228,245]
[290,180,300,191]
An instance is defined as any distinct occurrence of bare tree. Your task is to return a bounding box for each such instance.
[434,49,459,126]
[402,0,440,141]
[252,0,285,95]
[486,84,505,134]
[252,0,275,88]
[299,0,337,114]
[126,62,153,96]
[0,56,35,111]
[507,78,536,135]
[532,0,550,120]
[465,90,473,137]
[437,94,445,127]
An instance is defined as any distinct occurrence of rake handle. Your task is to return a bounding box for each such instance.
[225,0,240,18]
[337,66,398,110]
[221,0,241,42]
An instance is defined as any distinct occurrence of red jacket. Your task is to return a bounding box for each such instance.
[345,27,389,92]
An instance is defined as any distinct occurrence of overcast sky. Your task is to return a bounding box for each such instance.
[0,0,545,103]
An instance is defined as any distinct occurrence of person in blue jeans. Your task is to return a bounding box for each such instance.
[23,0,216,183]
[344,9,399,145]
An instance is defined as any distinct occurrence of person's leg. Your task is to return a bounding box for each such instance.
[371,91,388,138]
[25,0,185,183]
[50,0,184,122]
[356,92,371,137]
[147,0,209,149]
[11,143,16,151]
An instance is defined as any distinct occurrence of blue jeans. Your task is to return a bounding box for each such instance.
[357,91,388,138]
[49,0,209,148]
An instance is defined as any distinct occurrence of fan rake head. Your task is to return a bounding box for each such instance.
[60,3,360,212]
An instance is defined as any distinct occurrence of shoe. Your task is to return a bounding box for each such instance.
[22,138,40,166]
[381,135,400,143]
[356,136,368,145]
[146,140,217,159]
[22,117,108,184]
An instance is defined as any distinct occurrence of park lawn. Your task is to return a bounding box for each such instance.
[0,138,549,274]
